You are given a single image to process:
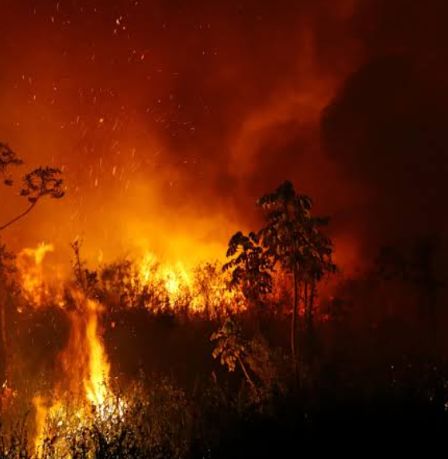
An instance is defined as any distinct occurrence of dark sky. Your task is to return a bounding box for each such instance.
[0,0,447,273]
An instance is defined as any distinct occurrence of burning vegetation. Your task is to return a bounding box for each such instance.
[0,152,446,456]
[0,151,342,457]
[1,0,448,456]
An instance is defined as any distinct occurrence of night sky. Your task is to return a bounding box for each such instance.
[1,0,447,274]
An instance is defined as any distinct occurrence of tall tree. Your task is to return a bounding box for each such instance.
[257,181,335,375]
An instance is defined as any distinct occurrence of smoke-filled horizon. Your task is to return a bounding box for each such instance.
[1,0,447,276]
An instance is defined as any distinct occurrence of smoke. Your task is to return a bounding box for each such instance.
[322,0,448,268]
[0,0,446,274]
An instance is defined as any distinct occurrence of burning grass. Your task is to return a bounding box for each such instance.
[0,241,285,458]
[1,181,448,456]
[2,377,194,458]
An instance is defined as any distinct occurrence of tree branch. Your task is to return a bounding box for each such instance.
[0,201,37,232]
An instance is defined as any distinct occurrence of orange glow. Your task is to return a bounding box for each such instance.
[17,242,55,306]
[32,395,49,456]
[84,298,110,407]
[56,293,110,406]
[138,252,193,303]
[0,4,368,454]
[135,251,247,316]
[32,293,113,455]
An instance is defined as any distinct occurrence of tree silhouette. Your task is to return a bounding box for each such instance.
[223,231,273,309]
[0,143,64,387]
[210,318,256,389]
[0,143,23,176]
[257,181,335,376]
[0,144,64,232]
[71,239,98,297]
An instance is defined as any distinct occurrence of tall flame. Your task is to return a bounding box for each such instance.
[84,298,110,406]
[32,294,111,455]
[57,293,110,407]
[17,242,54,306]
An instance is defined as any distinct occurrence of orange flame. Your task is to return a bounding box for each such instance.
[17,242,54,306]
[83,298,110,406]
[137,251,246,316]
[56,293,110,407]
[24,248,246,453]
[32,293,112,455]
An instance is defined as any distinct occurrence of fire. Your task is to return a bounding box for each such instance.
[137,251,193,302]
[57,293,110,407]
[32,293,113,455]
[15,245,111,413]
[17,242,54,305]
[32,395,49,456]
[84,298,110,406]
[14,245,246,454]
[136,251,246,316]
[165,271,180,296]
[138,251,158,285]
[160,264,191,299]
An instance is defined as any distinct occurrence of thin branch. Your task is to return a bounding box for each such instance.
[0,201,36,232]
[237,356,256,389]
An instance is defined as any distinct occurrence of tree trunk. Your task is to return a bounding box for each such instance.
[305,280,317,369]
[301,281,309,370]
[304,281,309,327]
[0,285,7,385]
[291,266,299,382]
[309,280,316,325]
[238,356,256,389]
